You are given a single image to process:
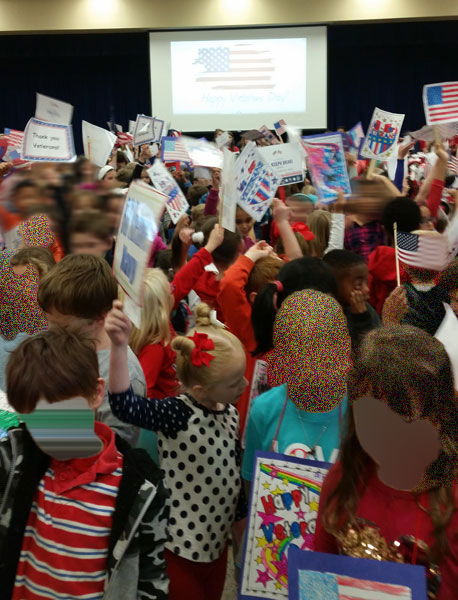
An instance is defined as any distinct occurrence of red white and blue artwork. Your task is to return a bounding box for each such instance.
[288,547,427,600]
[361,107,404,160]
[423,81,458,126]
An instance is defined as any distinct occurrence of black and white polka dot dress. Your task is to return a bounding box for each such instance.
[109,387,244,563]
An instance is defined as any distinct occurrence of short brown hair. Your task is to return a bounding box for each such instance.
[69,210,111,241]
[245,256,283,297]
[10,247,56,279]
[37,254,118,319]
[201,216,242,269]
[6,328,99,413]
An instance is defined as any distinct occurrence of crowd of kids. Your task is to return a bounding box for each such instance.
[0,124,458,600]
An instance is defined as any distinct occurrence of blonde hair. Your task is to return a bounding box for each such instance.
[10,247,55,280]
[308,210,332,258]
[129,268,172,354]
[172,303,244,390]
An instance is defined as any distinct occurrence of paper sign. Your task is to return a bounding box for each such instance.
[301,134,351,204]
[236,141,281,222]
[242,359,269,448]
[133,114,164,146]
[113,180,166,315]
[288,547,427,600]
[194,166,212,180]
[240,451,330,599]
[408,123,458,143]
[35,93,74,125]
[361,107,405,160]
[128,120,136,134]
[423,82,458,126]
[216,131,231,149]
[347,122,365,149]
[181,136,224,168]
[259,125,280,145]
[82,121,117,167]
[435,304,458,390]
[220,148,238,232]
[147,160,189,224]
[258,142,304,185]
[22,118,75,163]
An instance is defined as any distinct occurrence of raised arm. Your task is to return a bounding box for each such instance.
[272,198,302,261]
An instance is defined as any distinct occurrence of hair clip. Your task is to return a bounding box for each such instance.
[274,280,284,293]
[210,310,225,329]
[188,331,215,367]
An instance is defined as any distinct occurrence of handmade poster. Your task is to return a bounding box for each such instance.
[35,92,73,125]
[235,141,281,222]
[301,134,350,204]
[216,131,231,149]
[147,160,189,224]
[181,135,223,168]
[2,128,30,168]
[259,125,281,145]
[258,143,304,186]
[239,451,331,599]
[133,114,164,146]
[242,360,269,447]
[347,122,365,150]
[82,121,117,167]
[361,107,405,160]
[220,148,237,232]
[287,546,427,600]
[22,118,75,163]
[423,82,458,126]
[408,123,458,143]
[113,180,166,326]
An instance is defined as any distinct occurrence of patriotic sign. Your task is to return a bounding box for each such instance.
[274,120,287,136]
[288,547,427,600]
[148,159,189,224]
[408,123,458,143]
[258,142,304,185]
[361,108,404,160]
[423,82,458,125]
[259,125,281,145]
[22,118,75,163]
[82,121,117,167]
[235,141,281,221]
[347,122,365,149]
[396,230,450,271]
[116,131,133,146]
[220,147,238,232]
[35,93,73,125]
[133,114,164,146]
[2,128,30,168]
[449,155,458,175]
[181,135,223,168]
[239,451,330,599]
[160,136,191,164]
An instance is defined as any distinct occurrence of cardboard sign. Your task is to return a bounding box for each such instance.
[259,125,281,145]
[181,136,224,168]
[239,451,330,599]
[35,93,74,125]
[147,160,189,224]
[301,134,351,204]
[258,142,304,185]
[22,118,75,163]
[133,114,164,146]
[113,180,167,325]
[288,546,427,600]
[236,141,281,222]
[82,121,117,167]
[220,148,238,232]
[361,107,405,160]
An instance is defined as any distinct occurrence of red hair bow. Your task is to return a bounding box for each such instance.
[292,222,315,241]
[189,332,215,367]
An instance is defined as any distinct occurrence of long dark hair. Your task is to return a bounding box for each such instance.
[321,324,458,564]
[251,257,338,356]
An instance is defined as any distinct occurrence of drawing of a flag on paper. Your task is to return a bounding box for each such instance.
[298,571,412,600]
[423,82,458,125]
[193,44,274,91]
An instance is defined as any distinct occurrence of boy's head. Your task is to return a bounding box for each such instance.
[103,192,126,234]
[201,216,242,271]
[12,180,42,216]
[6,328,104,414]
[382,197,422,244]
[323,249,369,308]
[37,254,118,329]
[245,256,283,304]
[69,210,112,257]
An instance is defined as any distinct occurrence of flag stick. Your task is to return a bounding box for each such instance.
[394,221,401,287]
[433,125,441,145]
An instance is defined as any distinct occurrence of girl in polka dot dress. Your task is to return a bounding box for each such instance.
[105,300,248,600]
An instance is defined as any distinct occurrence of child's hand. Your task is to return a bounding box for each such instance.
[105,300,131,346]
[205,223,225,253]
[139,144,152,163]
[349,290,367,314]
[179,227,195,246]
[333,189,346,214]
[398,141,415,159]
[272,198,291,224]
[211,168,221,190]
[245,240,274,263]
[434,143,449,163]
[382,286,408,324]
[0,162,13,179]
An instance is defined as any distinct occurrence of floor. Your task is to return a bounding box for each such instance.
[222,547,238,599]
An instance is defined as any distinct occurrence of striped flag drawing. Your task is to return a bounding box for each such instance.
[161,136,190,163]
[193,43,274,91]
[4,128,24,150]
[299,571,412,600]
[423,82,458,125]
[117,131,133,145]
[396,230,450,271]
[448,155,458,175]
[274,119,287,135]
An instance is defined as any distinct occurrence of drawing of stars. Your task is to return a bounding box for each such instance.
[271,486,284,496]
[256,535,267,549]
[263,481,271,490]
[275,581,283,590]
[309,499,319,512]
[273,554,288,580]
[296,509,306,520]
[258,512,283,527]
[282,477,290,487]
[256,568,272,588]
[256,555,263,565]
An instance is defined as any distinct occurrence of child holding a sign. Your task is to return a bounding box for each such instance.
[105,301,248,600]
[315,325,458,599]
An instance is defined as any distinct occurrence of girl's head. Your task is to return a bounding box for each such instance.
[172,304,247,406]
[104,192,126,234]
[266,289,351,411]
[285,194,315,224]
[252,257,338,356]
[74,156,96,184]
[97,166,118,191]
[129,268,173,354]
[245,256,283,305]
[72,190,102,214]
[10,247,55,280]
[235,206,255,238]
[307,210,332,258]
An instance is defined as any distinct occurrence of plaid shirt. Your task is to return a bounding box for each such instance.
[344,220,386,262]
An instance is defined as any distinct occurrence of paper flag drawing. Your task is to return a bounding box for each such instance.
[361,107,405,160]
[148,160,189,224]
[82,121,117,167]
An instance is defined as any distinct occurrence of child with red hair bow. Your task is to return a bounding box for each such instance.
[105,300,248,600]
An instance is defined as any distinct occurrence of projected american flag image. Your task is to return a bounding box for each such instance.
[193,44,275,91]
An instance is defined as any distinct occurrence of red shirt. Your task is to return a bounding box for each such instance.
[315,462,458,600]
[138,341,179,399]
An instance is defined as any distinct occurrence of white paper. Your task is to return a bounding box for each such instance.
[435,304,458,390]
[35,93,74,125]
[133,114,164,146]
[215,131,231,149]
[107,122,123,133]
[361,107,405,160]
[181,136,223,168]
[220,148,237,232]
[123,294,142,329]
[22,118,75,163]
[82,121,117,168]
[408,123,458,143]
[258,142,304,185]
[194,166,212,180]
[128,120,137,134]
[147,160,189,224]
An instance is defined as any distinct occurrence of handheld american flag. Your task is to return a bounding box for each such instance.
[274,120,287,136]
[449,155,458,176]
[396,230,450,271]
[423,82,458,125]
[160,137,190,164]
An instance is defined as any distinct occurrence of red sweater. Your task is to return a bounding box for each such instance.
[138,341,179,399]
[368,246,409,315]
[171,247,214,310]
[315,462,458,600]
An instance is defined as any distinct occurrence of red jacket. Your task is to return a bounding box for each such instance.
[171,247,213,310]
[368,246,408,315]
[138,341,179,399]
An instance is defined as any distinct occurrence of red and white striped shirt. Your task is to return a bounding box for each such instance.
[13,422,123,600]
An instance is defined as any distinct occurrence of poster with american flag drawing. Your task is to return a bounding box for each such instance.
[361,107,404,161]
[171,39,306,115]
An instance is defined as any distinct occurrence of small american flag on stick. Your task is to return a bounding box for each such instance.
[449,155,458,175]
[274,120,287,136]
[396,230,450,271]
[423,82,458,125]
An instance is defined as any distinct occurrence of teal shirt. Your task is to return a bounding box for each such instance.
[242,384,347,481]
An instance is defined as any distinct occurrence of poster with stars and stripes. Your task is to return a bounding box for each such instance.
[240,451,330,599]
[361,107,404,161]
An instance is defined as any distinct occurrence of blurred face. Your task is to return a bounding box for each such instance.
[204,351,248,406]
[99,170,118,191]
[105,197,124,232]
[141,168,151,185]
[338,263,370,307]
[286,199,314,224]
[13,186,41,216]
[80,161,96,182]
[74,193,99,214]
[70,233,112,257]
[235,207,254,237]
